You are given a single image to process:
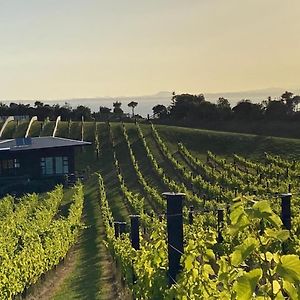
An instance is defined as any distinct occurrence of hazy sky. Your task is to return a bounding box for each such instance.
[0,0,299,99]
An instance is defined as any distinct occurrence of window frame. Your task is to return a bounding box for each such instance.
[40,156,69,176]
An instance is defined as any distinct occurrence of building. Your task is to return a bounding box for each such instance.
[0,137,91,195]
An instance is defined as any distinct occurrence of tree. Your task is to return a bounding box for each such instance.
[217,97,231,109]
[128,101,138,117]
[169,94,205,120]
[264,100,288,120]
[281,91,294,103]
[58,103,72,121]
[189,101,217,122]
[34,101,44,108]
[96,106,112,121]
[100,106,111,114]
[0,103,9,116]
[232,100,263,120]
[152,104,167,119]
[72,105,92,121]
[281,91,295,114]
[113,101,123,116]
[292,95,300,112]
[216,97,231,120]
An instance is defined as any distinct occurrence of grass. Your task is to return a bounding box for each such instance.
[28,121,43,137]
[70,122,82,140]
[139,124,183,184]
[112,125,143,195]
[0,120,30,138]
[125,124,167,193]
[1,121,17,139]
[55,121,69,138]
[98,123,129,222]
[52,123,128,299]
[13,121,29,138]
[83,122,96,141]
[41,121,55,136]
[53,175,117,300]
[152,124,300,160]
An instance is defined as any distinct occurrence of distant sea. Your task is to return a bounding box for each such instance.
[1,88,299,117]
[0,93,174,117]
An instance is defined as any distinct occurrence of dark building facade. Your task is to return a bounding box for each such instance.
[0,137,90,181]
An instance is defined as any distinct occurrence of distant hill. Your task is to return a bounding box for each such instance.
[205,87,300,104]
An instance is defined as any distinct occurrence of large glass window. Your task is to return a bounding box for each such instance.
[55,157,63,174]
[45,157,53,175]
[40,156,69,175]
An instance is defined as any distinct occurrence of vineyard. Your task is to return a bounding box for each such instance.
[99,122,300,299]
[0,183,84,299]
[1,120,300,299]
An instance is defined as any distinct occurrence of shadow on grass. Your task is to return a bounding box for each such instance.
[70,176,103,299]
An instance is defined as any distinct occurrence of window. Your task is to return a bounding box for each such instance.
[55,157,63,174]
[40,156,69,175]
[63,156,69,174]
[45,157,53,175]
[0,159,20,176]
[14,159,20,168]
[40,157,46,175]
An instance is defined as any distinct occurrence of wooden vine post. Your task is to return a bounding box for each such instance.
[164,192,184,286]
[281,193,291,230]
[119,222,127,235]
[130,215,140,250]
[114,222,120,238]
[281,193,292,254]
[130,215,140,285]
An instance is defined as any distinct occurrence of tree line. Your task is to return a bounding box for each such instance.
[152,91,300,123]
[0,100,139,121]
[0,91,299,124]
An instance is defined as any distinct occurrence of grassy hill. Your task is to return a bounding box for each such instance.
[2,120,300,159]
[151,124,300,160]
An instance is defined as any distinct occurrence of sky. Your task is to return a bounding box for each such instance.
[0,0,299,100]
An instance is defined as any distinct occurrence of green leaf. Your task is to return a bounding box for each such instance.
[184,254,194,272]
[273,280,281,294]
[203,264,215,276]
[277,255,300,282]
[227,214,250,237]
[230,206,244,224]
[205,249,215,261]
[233,268,262,300]
[265,251,273,262]
[265,229,290,242]
[274,291,285,300]
[265,214,283,229]
[283,280,299,300]
[250,200,282,228]
[192,268,198,278]
[252,200,272,215]
[231,238,258,267]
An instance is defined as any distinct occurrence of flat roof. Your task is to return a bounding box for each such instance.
[0,137,91,152]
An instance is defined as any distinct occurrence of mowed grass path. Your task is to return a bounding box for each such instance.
[52,123,128,300]
[52,175,119,300]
